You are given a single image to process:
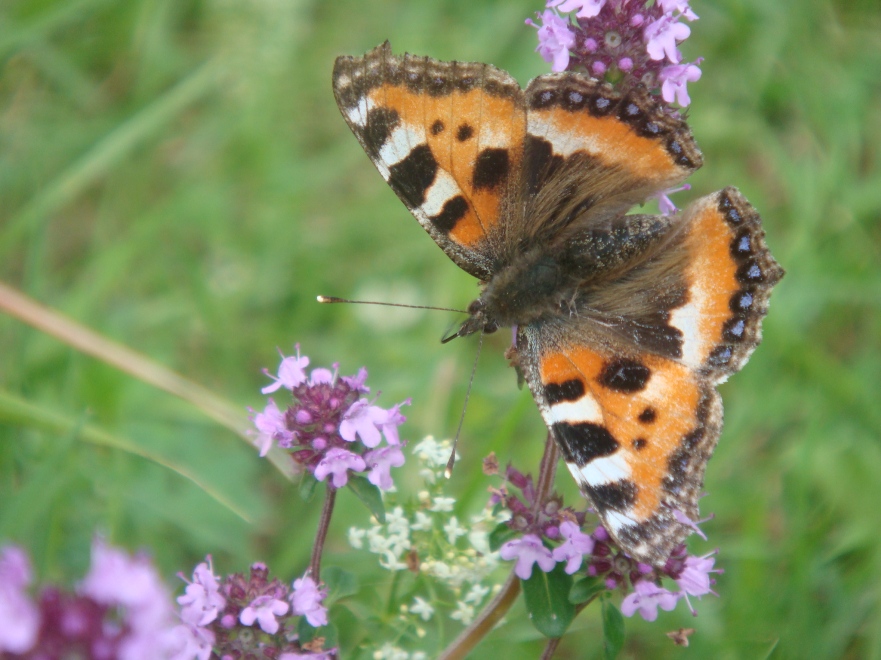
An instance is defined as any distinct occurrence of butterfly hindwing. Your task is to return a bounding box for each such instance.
[518,189,782,564]
[519,330,721,565]
[667,187,785,382]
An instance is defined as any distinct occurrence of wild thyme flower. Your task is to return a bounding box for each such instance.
[499,534,556,580]
[489,462,721,621]
[527,0,702,106]
[252,345,409,490]
[0,540,178,659]
[291,576,329,627]
[175,560,336,658]
[0,547,39,654]
[620,579,681,621]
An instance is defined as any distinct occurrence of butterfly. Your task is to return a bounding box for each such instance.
[332,42,784,566]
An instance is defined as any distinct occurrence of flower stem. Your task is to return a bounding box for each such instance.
[438,432,559,659]
[310,483,337,581]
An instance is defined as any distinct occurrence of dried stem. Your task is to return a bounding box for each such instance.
[310,484,337,582]
[438,432,559,660]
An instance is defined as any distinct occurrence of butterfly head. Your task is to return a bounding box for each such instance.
[442,299,499,344]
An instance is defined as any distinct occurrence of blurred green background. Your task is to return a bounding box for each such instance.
[1,0,880,657]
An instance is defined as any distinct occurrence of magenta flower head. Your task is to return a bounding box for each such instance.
[528,0,702,107]
[251,345,409,490]
[1,541,179,658]
[174,560,336,658]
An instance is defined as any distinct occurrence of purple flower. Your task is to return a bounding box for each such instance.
[342,366,370,392]
[621,579,681,622]
[291,576,329,628]
[309,367,335,385]
[364,444,406,491]
[377,400,409,446]
[177,557,226,626]
[339,399,385,448]
[253,399,293,456]
[552,521,595,574]
[262,347,310,393]
[0,546,39,654]
[240,594,290,634]
[659,60,702,106]
[166,623,215,660]
[252,347,410,484]
[644,15,691,63]
[499,534,557,580]
[526,9,576,72]
[652,183,692,215]
[674,551,721,615]
[548,0,606,19]
[659,0,698,21]
[80,538,173,633]
[314,447,367,488]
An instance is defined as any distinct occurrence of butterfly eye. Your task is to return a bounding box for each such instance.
[467,300,485,315]
[483,321,499,335]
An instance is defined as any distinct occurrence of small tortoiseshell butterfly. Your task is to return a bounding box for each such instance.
[332,42,783,566]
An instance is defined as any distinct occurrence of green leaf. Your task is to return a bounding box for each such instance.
[521,562,576,638]
[297,619,338,649]
[322,566,359,601]
[488,522,519,551]
[602,597,625,660]
[569,576,607,604]
[299,474,319,502]
[346,474,385,523]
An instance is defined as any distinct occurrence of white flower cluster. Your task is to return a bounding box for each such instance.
[349,436,509,644]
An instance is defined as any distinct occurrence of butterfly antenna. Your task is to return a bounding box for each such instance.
[445,330,484,479]
[317,295,466,314]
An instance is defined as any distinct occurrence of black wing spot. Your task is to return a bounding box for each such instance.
[638,407,657,424]
[553,422,619,466]
[456,124,474,141]
[472,148,510,190]
[598,358,650,392]
[584,480,637,511]
[387,144,438,208]
[632,438,648,451]
[431,119,445,135]
[545,379,585,405]
[430,195,469,235]
[363,107,401,159]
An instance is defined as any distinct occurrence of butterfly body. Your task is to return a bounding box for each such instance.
[333,43,783,566]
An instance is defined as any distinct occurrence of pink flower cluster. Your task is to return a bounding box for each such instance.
[174,559,335,659]
[491,465,722,622]
[0,540,178,658]
[527,0,703,106]
[253,345,408,491]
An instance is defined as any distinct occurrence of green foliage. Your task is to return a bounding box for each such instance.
[602,597,625,660]
[346,474,386,523]
[521,562,576,638]
[1,0,880,657]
